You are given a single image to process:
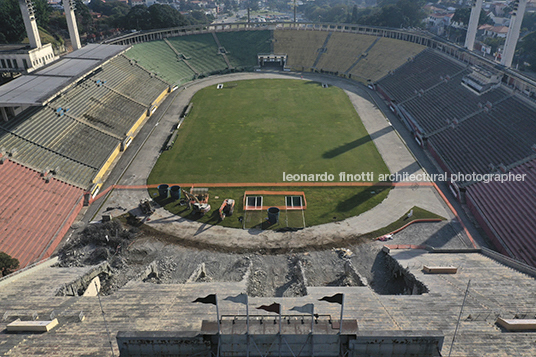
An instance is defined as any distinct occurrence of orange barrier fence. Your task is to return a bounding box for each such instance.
[243,190,307,210]
[383,244,428,250]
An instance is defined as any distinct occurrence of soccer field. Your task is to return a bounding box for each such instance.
[148,78,393,228]
[148,79,389,184]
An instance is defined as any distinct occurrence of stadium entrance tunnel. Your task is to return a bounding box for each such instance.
[258,53,287,70]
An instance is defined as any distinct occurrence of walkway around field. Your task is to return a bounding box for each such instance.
[89,181,435,204]
[90,72,475,251]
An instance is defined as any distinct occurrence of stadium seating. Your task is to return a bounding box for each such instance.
[466,159,536,267]
[0,51,172,188]
[377,49,466,103]
[427,95,536,176]
[491,96,536,146]
[0,159,84,268]
[349,37,426,82]
[273,30,329,69]
[272,30,425,81]
[401,74,511,134]
[314,32,377,73]
[216,30,272,69]
[0,101,119,170]
[2,27,535,274]
[371,44,536,268]
[102,55,169,107]
[50,81,147,137]
[0,128,98,186]
[166,34,228,75]
[125,41,196,85]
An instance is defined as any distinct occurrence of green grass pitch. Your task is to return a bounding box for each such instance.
[149,79,389,184]
[148,78,397,228]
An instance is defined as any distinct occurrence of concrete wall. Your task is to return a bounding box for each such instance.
[117,331,211,357]
[116,330,444,356]
[92,143,121,184]
[217,334,341,356]
[0,44,57,73]
[349,331,444,356]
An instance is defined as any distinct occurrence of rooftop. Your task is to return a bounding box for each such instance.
[0,44,129,107]
[0,44,33,54]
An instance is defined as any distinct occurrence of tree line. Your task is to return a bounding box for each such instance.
[0,0,213,45]
[300,0,425,28]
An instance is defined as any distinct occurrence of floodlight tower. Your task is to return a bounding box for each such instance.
[464,0,483,51]
[501,0,527,67]
[18,0,42,49]
[63,0,81,51]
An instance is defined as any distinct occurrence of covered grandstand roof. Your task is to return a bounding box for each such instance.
[0,159,83,268]
[0,44,129,107]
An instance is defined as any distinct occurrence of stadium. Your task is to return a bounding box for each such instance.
[1,4,536,356]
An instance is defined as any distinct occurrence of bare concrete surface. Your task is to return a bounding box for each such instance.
[2,241,535,356]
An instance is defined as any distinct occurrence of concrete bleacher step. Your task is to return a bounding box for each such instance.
[104,56,169,107]
[211,32,232,69]
[62,111,122,140]
[102,83,147,109]
[345,36,381,74]
[164,38,200,75]
[312,32,332,68]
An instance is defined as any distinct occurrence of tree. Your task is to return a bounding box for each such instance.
[483,36,505,54]
[74,0,94,35]
[122,5,151,30]
[518,31,536,71]
[0,0,25,43]
[89,0,129,18]
[360,0,426,28]
[521,12,536,33]
[122,4,190,31]
[452,7,491,26]
[149,4,189,28]
[351,5,359,23]
[0,0,51,43]
[396,0,425,27]
[189,10,214,25]
[323,4,348,23]
[0,252,19,277]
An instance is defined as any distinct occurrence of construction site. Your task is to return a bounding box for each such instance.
[1,72,536,357]
[2,1,536,354]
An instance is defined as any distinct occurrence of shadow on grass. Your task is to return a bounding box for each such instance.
[153,196,176,208]
[335,186,386,213]
[250,219,278,230]
[322,136,371,159]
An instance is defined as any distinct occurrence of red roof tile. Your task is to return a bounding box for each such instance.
[0,159,83,268]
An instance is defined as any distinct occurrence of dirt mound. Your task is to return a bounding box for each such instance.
[56,219,428,297]
[58,221,136,267]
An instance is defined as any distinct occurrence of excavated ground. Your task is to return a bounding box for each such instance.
[57,219,456,297]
